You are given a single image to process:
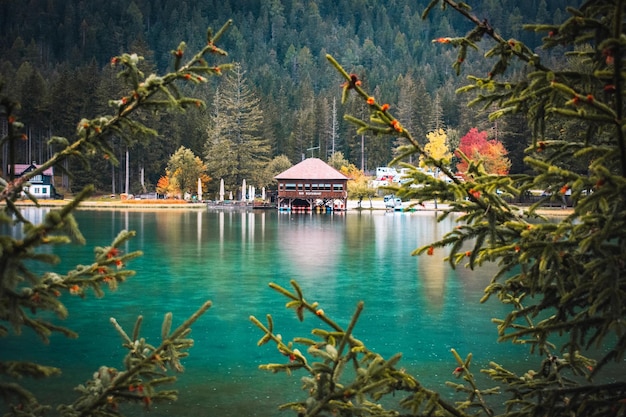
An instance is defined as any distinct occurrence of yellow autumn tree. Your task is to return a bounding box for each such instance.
[420,128,451,175]
[423,129,451,160]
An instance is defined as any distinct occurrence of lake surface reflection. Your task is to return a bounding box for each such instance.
[3,208,529,416]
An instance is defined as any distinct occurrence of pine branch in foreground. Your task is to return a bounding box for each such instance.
[290,1,626,416]
[1,20,232,416]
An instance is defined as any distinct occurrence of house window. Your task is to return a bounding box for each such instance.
[333,184,344,191]
[285,183,296,191]
[31,175,43,183]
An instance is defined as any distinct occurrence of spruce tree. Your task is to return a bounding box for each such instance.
[203,62,270,191]
[394,73,424,158]
[290,87,317,160]
[203,86,237,189]
[252,2,626,416]
[1,21,232,416]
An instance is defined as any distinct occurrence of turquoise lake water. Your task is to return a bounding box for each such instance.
[4,207,534,416]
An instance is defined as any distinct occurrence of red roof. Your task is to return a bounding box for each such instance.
[274,158,349,180]
[9,164,54,176]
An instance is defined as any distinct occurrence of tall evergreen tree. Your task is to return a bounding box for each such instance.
[427,92,445,132]
[287,82,317,161]
[204,87,238,190]
[394,72,431,165]
[203,63,270,190]
[393,72,418,164]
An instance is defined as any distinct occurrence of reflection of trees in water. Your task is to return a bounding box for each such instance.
[154,209,202,250]
[455,260,501,295]
[419,254,448,309]
[413,212,457,310]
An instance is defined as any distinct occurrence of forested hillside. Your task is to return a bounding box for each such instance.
[0,0,579,195]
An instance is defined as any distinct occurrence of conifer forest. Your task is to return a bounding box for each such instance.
[0,0,579,195]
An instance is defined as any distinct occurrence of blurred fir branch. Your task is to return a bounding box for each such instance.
[284,1,626,416]
[0,21,231,416]
[251,280,479,417]
[55,301,212,417]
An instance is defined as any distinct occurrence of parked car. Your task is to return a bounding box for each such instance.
[383,194,402,209]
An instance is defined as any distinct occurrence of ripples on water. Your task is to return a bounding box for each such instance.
[4,208,532,416]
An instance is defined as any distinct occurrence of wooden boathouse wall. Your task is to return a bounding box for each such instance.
[274,158,349,211]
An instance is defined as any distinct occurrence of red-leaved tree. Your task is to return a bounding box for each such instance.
[456,127,511,176]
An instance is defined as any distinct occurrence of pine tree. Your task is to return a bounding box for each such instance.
[393,72,420,165]
[203,63,270,191]
[290,88,317,160]
[0,21,232,415]
[204,87,237,189]
[428,92,445,132]
[252,2,626,416]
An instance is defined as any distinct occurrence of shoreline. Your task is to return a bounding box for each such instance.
[14,198,575,216]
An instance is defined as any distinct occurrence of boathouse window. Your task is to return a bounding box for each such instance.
[311,183,319,191]
[285,183,296,191]
[333,184,344,191]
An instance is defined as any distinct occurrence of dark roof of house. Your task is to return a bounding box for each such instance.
[8,164,54,176]
[274,158,349,181]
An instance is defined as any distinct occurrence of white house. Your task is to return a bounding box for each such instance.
[8,163,59,199]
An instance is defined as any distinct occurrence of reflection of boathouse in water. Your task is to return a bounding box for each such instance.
[274,158,349,212]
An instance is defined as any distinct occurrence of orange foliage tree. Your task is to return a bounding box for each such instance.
[456,127,511,176]
[156,176,170,195]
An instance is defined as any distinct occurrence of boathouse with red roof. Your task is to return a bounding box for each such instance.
[274,158,349,211]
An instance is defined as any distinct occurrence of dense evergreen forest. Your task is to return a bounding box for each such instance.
[0,0,581,195]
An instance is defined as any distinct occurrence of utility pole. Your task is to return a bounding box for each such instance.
[361,134,365,171]
[125,147,129,195]
[331,97,338,156]
[307,145,320,158]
